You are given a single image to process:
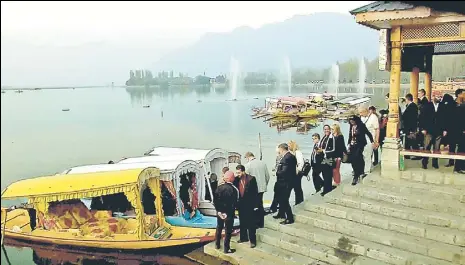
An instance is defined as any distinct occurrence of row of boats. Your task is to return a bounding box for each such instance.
[1,147,245,251]
[251,93,371,121]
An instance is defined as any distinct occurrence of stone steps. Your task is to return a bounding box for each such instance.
[305,198,464,247]
[204,235,327,265]
[293,208,464,264]
[398,168,465,186]
[257,226,390,265]
[327,194,465,231]
[341,183,465,217]
[363,176,465,203]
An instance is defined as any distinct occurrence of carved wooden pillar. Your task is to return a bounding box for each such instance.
[386,27,402,139]
[424,52,433,101]
[381,26,403,179]
[410,67,419,104]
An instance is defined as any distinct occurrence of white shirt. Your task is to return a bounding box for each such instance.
[362,113,379,137]
[294,150,305,172]
[433,103,439,112]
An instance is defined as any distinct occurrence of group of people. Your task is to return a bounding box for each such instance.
[400,88,465,173]
[212,88,465,254]
[213,152,270,254]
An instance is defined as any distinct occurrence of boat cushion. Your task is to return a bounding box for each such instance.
[70,204,93,225]
[55,211,79,229]
[80,218,128,237]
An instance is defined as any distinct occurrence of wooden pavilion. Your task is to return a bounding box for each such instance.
[350,1,465,176]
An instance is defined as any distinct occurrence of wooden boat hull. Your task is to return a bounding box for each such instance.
[1,208,237,251]
[4,238,202,265]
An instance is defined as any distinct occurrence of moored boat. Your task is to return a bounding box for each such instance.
[139,147,242,217]
[1,167,236,251]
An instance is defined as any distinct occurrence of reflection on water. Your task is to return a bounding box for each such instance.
[1,83,410,264]
[2,239,201,265]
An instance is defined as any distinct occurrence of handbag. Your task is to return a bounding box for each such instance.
[342,153,350,163]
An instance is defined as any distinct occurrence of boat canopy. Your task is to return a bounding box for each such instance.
[63,160,200,181]
[141,147,238,202]
[64,159,203,216]
[2,167,161,240]
[2,167,160,200]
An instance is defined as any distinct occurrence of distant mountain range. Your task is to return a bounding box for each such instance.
[153,12,379,76]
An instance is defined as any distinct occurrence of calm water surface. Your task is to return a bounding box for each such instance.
[1,85,392,264]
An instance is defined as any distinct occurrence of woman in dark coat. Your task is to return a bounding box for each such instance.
[348,115,374,185]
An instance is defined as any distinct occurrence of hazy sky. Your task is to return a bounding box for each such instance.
[1,1,372,87]
[2,1,371,41]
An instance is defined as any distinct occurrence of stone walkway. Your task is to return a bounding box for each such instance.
[204,164,465,265]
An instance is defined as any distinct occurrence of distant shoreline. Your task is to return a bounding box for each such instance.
[1,83,417,91]
[0,85,112,91]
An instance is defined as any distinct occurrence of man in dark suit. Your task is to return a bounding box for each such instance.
[402,93,419,158]
[235,164,259,248]
[310,133,324,194]
[214,171,239,254]
[418,95,434,168]
[274,143,297,225]
[418,89,429,107]
[454,89,465,174]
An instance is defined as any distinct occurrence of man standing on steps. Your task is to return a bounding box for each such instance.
[244,151,270,229]
[274,143,296,225]
[214,171,239,254]
[235,164,259,248]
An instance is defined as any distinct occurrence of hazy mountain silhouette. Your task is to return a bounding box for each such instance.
[153,13,379,76]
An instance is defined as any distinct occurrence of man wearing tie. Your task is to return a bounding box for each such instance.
[274,143,297,225]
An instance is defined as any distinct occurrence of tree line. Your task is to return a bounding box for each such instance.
[126,55,464,86]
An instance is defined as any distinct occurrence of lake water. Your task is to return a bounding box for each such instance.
[1,84,392,264]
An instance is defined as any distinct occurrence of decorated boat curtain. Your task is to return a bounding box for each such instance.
[161,180,179,216]
[123,186,144,240]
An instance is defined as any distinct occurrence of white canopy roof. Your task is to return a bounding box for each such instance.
[63,160,201,181]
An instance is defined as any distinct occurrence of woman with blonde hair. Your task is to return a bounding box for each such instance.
[331,123,347,186]
[288,140,305,205]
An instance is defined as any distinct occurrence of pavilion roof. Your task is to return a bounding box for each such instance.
[351,2,464,16]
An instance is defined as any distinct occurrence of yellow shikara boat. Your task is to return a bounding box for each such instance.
[1,167,230,250]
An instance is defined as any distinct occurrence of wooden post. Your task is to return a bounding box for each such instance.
[387,26,402,139]
[410,67,419,104]
[424,52,433,101]
[381,26,403,179]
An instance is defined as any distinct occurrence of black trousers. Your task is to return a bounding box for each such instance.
[270,182,279,212]
[215,214,234,251]
[321,163,334,194]
[422,134,440,168]
[373,149,379,164]
[312,165,323,192]
[256,192,265,228]
[404,132,419,155]
[238,206,256,244]
[350,145,365,178]
[448,136,458,166]
[292,173,304,205]
[276,182,293,221]
[454,133,465,171]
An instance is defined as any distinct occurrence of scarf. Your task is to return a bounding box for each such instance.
[239,174,251,198]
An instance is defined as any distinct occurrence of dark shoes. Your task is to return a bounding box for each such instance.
[273,214,285,219]
[237,239,249,244]
[224,249,236,254]
[454,170,465,174]
[250,243,256,248]
[215,244,220,250]
[351,176,359,186]
[280,219,294,225]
